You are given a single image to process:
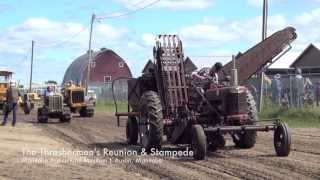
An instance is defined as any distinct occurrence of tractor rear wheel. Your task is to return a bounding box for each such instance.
[126,116,138,145]
[86,108,94,117]
[191,124,207,160]
[60,107,71,123]
[274,123,291,156]
[207,132,225,151]
[80,107,94,117]
[60,113,71,123]
[232,91,257,149]
[79,107,87,117]
[139,91,163,153]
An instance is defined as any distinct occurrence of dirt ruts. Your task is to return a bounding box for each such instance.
[31,112,320,180]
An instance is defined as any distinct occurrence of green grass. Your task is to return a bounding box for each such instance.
[95,99,320,128]
[95,101,128,113]
[259,99,320,128]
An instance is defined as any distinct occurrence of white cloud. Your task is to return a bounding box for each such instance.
[0,17,130,84]
[95,24,128,40]
[159,12,320,69]
[142,33,155,46]
[139,7,320,70]
[180,24,238,44]
[175,14,288,52]
[137,14,291,68]
[0,17,128,52]
[113,0,213,10]
[295,8,320,26]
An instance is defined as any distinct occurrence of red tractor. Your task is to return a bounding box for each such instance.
[114,27,296,160]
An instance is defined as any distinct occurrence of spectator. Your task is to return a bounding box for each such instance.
[315,81,320,106]
[271,74,282,105]
[292,68,305,108]
[1,82,20,126]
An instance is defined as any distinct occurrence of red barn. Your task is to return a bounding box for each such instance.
[63,48,132,86]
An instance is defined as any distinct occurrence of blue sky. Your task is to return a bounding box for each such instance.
[0,0,319,86]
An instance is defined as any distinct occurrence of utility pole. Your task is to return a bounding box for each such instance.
[86,14,96,95]
[29,40,34,92]
[262,0,268,40]
[258,0,268,112]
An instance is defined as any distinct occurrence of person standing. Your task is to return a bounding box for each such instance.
[1,82,20,126]
[292,68,305,108]
[271,74,282,105]
[315,81,320,106]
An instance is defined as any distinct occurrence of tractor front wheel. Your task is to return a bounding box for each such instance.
[139,91,163,153]
[232,91,257,149]
[23,101,32,115]
[207,132,225,151]
[191,124,207,160]
[37,108,48,123]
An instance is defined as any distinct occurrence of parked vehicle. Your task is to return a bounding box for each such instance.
[37,92,71,123]
[61,82,94,117]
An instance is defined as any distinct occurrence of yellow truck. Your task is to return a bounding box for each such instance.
[0,70,13,114]
[62,82,94,117]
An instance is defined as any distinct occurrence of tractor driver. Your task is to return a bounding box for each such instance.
[209,62,223,85]
[45,86,54,97]
[191,67,210,81]
[191,62,223,87]
[66,80,73,87]
[44,86,54,105]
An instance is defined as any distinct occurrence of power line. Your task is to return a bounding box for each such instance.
[36,24,90,48]
[34,0,160,48]
[189,55,232,58]
[97,0,161,19]
[97,0,149,18]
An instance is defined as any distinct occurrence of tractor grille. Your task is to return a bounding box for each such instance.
[48,95,63,112]
[71,91,84,104]
[226,92,247,115]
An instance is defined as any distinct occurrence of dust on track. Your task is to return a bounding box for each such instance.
[23,111,320,180]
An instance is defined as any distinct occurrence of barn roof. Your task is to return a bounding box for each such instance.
[62,48,129,85]
[142,60,155,73]
[184,57,197,74]
[290,44,320,68]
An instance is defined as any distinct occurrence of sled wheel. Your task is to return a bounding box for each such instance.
[274,123,291,157]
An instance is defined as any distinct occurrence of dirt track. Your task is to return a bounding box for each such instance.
[1,111,320,180]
